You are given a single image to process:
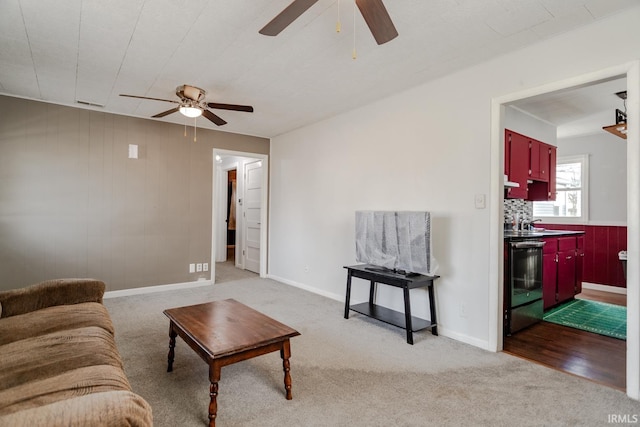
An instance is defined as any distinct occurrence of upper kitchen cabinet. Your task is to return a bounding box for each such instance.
[505,130,529,199]
[530,139,550,182]
[529,144,557,201]
[504,129,556,201]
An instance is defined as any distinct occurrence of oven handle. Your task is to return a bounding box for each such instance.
[511,241,546,249]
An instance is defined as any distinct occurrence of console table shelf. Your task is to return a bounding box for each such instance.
[349,302,435,332]
[343,264,439,344]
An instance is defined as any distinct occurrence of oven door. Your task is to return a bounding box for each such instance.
[510,240,544,307]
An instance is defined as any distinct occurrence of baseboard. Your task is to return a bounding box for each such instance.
[104,279,212,299]
[266,274,344,302]
[435,326,491,351]
[266,275,491,351]
[582,282,627,295]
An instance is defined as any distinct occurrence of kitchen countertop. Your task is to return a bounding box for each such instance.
[504,229,585,240]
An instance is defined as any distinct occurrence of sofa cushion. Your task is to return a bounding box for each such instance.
[0,279,105,318]
[0,326,124,391]
[0,365,132,415]
[0,390,153,427]
[0,302,114,346]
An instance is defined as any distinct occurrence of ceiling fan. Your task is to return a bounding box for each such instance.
[260,0,398,45]
[119,85,254,126]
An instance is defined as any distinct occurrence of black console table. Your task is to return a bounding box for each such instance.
[343,264,439,344]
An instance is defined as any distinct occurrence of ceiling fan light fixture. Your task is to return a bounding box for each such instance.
[602,91,628,140]
[179,106,202,118]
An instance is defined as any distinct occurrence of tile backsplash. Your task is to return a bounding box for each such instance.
[504,199,533,228]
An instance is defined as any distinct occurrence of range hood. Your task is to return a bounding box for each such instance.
[504,174,519,188]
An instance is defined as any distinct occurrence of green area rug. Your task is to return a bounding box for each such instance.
[543,299,626,340]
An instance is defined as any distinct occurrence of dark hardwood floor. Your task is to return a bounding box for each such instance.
[503,289,626,391]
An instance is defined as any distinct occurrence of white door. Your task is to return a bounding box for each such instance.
[243,160,262,273]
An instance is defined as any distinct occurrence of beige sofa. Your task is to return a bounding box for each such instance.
[0,279,152,426]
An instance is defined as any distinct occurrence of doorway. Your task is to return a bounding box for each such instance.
[211,149,269,284]
[490,61,639,399]
[226,169,237,262]
[502,77,628,390]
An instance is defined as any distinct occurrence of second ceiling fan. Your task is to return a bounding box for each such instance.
[260,0,398,45]
[120,85,253,126]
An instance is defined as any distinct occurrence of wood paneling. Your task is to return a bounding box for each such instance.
[0,96,269,292]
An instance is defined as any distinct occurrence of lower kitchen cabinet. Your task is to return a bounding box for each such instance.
[542,235,582,310]
[543,239,558,310]
[557,247,576,303]
[576,235,584,295]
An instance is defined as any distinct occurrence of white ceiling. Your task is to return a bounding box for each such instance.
[510,76,628,139]
[0,0,637,138]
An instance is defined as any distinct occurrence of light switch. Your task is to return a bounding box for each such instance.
[189,263,195,273]
[128,144,138,159]
[474,194,486,209]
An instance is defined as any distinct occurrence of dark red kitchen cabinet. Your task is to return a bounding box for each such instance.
[548,145,557,200]
[576,235,584,294]
[543,238,558,309]
[504,134,510,178]
[506,130,529,199]
[527,144,556,201]
[538,142,550,182]
[557,237,577,304]
[530,139,540,179]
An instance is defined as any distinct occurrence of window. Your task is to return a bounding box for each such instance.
[533,155,588,222]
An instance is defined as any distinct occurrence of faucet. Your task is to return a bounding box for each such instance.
[522,218,542,231]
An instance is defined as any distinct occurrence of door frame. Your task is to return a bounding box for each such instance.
[215,164,237,264]
[489,61,640,398]
[211,149,269,282]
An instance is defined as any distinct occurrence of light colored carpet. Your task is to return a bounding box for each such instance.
[214,260,257,284]
[104,276,640,426]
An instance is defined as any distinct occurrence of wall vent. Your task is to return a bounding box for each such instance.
[76,100,105,108]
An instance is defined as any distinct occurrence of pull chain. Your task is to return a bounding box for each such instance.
[336,0,341,33]
[193,117,197,142]
[352,0,357,59]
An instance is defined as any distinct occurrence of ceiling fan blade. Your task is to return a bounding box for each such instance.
[355,0,398,45]
[120,94,179,104]
[259,0,320,36]
[152,107,180,118]
[207,103,254,113]
[202,109,227,126]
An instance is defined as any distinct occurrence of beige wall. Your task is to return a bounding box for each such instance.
[0,96,269,292]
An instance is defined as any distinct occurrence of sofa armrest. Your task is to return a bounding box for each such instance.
[0,279,105,319]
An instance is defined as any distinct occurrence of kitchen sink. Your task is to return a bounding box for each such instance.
[504,230,544,237]
[504,229,580,238]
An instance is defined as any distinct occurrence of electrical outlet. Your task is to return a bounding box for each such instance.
[203,263,209,272]
[196,263,203,272]
[304,265,309,273]
[474,194,486,209]
[189,264,195,273]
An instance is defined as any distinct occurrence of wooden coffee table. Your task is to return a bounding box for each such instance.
[163,299,300,427]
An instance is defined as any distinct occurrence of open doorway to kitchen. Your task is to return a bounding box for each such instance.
[211,149,268,284]
[490,62,639,398]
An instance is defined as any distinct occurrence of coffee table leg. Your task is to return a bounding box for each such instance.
[167,324,177,372]
[208,363,221,427]
[280,339,293,400]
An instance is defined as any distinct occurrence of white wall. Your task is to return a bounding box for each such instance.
[558,133,627,224]
[269,7,640,350]
[505,106,557,147]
